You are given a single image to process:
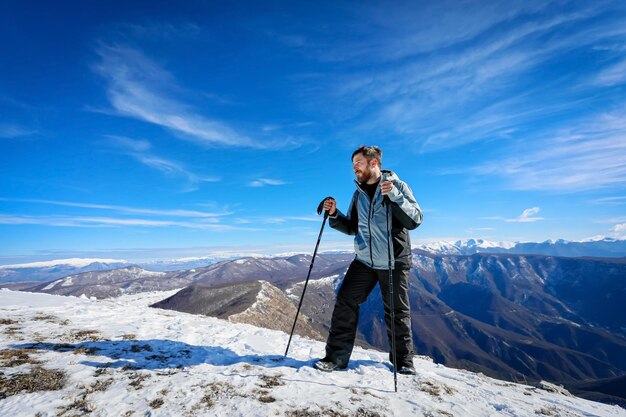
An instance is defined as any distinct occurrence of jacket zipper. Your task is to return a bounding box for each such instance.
[355,182,375,268]
[368,197,374,268]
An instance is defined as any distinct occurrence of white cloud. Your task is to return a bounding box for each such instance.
[325,4,621,149]
[590,196,626,205]
[0,198,230,218]
[0,214,256,231]
[0,123,35,138]
[474,107,626,192]
[248,178,287,187]
[506,207,543,223]
[107,135,151,152]
[594,57,626,86]
[93,45,277,149]
[465,227,496,234]
[611,223,626,234]
[134,154,219,185]
[313,2,626,158]
[105,135,220,188]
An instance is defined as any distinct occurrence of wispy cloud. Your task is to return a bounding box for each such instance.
[611,223,626,234]
[0,214,257,231]
[594,57,626,86]
[465,227,496,234]
[0,197,231,218]
[0,123,36,138]
[474,107,626,192]
[248,178,287,187]
[111,21,203,41]
[590,196,626,205]
[482,207,543,223]
[233,215,319,225]
[319,2,625,152]
[506,207,543,223]
[261,121,315,132]
[93,45,279,149]
[106,135,219,189]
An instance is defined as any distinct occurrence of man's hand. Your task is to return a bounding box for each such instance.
[381,181,394,196]
[323,198,336,216]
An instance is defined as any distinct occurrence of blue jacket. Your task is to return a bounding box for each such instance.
[329,170,423,269]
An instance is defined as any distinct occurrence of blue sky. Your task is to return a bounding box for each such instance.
[2,0,626,264]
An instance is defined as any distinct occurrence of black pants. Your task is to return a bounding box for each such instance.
[324,259,414,367]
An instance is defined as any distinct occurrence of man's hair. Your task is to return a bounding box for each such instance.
[352,145,382,167]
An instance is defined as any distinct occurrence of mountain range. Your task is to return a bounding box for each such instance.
[2,238,625,284]
[4,245,626,406]
[149,251,626,406]
[415,237,626,257]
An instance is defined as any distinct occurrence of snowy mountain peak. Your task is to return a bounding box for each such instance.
[0,258,129,269]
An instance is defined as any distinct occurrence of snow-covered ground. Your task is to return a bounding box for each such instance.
[0,289,623,417]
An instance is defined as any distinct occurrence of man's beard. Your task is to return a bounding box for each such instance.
[356,166,372,183]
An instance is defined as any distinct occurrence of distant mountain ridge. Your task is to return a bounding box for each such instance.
[415,237,626,257]
[7,249,626,405]
[2,238,625,284]
[26,267,189,299]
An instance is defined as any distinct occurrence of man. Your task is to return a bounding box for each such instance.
[315,145,423,375]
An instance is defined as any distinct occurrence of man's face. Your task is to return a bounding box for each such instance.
[353,154,374,183]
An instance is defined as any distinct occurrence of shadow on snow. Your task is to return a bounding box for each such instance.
[11,339,383,372]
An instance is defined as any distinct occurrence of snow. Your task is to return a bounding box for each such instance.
[415,239,517,255]
[41,281,59,291]
[0,289,623,417]
[0,258,128,269]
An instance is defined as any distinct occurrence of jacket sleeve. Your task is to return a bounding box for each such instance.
[329,191,358,235]
[386,180,423,230]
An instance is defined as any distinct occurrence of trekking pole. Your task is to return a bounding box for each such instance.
[284,197,332,358]
[384,197,398,393]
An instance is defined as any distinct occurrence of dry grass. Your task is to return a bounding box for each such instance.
[258,393,276,403]
[0,318,18,325]
[3,326,21,338]
[130,343,152,353]
[350,388,382,399]
[85,378,113,394]
[73,346,99,355]
[443,384,456,395]
[149,398,164,409]
[121,333,137,340]
[0,349,39,367]
[285,409,323,417]
[71,329,102,342]
[353,410,383,417]
[535,406,559,416]
[424,412,454,417]
[58,396,96,415]
[52,343,74,351]
[32,314,57,322]
[0,366,66,399]
[191,381,241,411]
[94,367,113,377]
[420,380,441,397]
[258,374,284,389]
[127,372,151,390]
[285,408,382,417]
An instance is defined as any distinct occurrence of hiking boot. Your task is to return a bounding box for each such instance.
[314,359,347,372]
[398,363,416,375]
